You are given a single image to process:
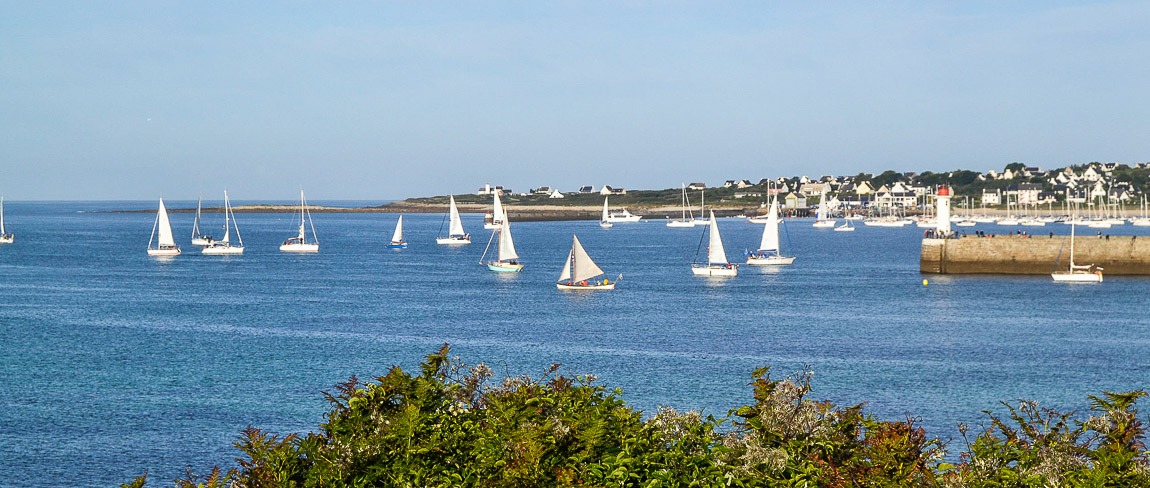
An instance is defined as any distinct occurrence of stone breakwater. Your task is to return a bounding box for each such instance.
[921,235,1150,275]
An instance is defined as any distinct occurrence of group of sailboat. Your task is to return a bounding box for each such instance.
[147,189,318,256]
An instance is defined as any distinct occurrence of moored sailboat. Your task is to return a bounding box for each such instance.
[279,189,320,252]
[436,195,472,245]
[691,211,737,276]
[557,235,617,290]
[667,183,696,227]
[146,198,180,256]
[480,218,523,272]
[202,190,244,255]
[1052,224,1102,283]
[812,190,836,228]
[387,215,407,249]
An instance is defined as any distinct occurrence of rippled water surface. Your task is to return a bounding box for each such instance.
[1,201,1148,487]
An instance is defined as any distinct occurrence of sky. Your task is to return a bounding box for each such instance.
[2,1,1149,200]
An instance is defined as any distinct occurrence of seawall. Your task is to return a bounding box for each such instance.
[921,235,1150,275]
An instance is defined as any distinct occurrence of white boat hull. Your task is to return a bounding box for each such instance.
[813,220,836,228]
[1019,220,1046,227]
[996,220,1019,226]
[280,243,319,253]
[436,236,472,245]
[955,221,976,227]
[147,247,181,256]
[691,264,738,276]
[747,217,770,224]
[833,225,855,232]
[599,221,613,228]
[605,215,641,223]
[1052,271,1103,283]
[915,221,935,228]
[746,255,795,266]
[691,219,710,227]
[1087,222,1111,229]
[202,245,244,255]
[1132,219,1150,227]
[483,222,502,230]
[191,237,213,246]
[557,281,616,290]
[0,234,13,244]
[666,220,695,228]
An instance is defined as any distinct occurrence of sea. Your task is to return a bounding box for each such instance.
[1,200,1148,487]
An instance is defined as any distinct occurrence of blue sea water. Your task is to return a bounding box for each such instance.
[1,200,1148,487]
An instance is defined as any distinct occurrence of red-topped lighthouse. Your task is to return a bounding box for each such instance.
[936,185,952,236]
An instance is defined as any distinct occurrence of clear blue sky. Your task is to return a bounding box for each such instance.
[3,1,1148,200]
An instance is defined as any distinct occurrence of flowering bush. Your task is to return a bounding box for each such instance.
[124,346,1147,487]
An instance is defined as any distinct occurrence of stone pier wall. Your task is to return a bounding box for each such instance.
[921,235,1150,275]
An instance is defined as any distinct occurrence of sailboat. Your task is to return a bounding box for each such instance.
[599,197,613,228]
[691,211,737,276]
[480,218,522,272]
[484,192,505,230]
[834,217,855,232]
[692,190,709,226]
[812,190,836,228]
[557,235,617,290]
[1052,224,1103,283]
[146,198,180,256]
[202,190,244,255]
[279,189,320,252]
[386,215,407,248]
[436,195,472,244]
[0,196,13,244]
[747,198,795,265]
[190,195,213,246]
[667,184,696,227]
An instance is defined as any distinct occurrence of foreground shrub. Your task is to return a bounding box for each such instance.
[125,345,1148,487]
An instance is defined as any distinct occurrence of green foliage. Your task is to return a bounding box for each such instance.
[137,347,1149,487]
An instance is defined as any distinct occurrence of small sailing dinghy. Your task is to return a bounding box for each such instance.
[0,196,13,244]
[557,235,618,290]
[1052,224,1103,283]
[146,198,180,256]
[691,211,737,276]
[436,195,472,244]
[279,189,319,252]
[484,192,505,230]
[747,198,795,265]
[812,190,836,228]
[190,195,213,246]
[480,218,522,272]
[386,215,407,249]
[202,190,244,255]
[599,196,613,228]
[834,219,855,232]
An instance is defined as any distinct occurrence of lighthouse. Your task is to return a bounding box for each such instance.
[936,185,952,236]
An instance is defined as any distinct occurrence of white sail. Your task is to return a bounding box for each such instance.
[706,211,728,265]
[391,215,404,243]
[1,196,5,234]
[558,249,573,282]
[817,190,828,220]
[497,219,518,261]
[157,198,175,247]
[192,195,202,239]
[558,235,606,283]
[572,235,604,282]
[448,195,465,236]
[493,192,505,223]
[759,198,780,252]
[602,196,609,221]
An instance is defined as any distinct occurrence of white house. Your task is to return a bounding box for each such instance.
[982,189,1001,206]
[549,189,565,199]
[600,186,626,195]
